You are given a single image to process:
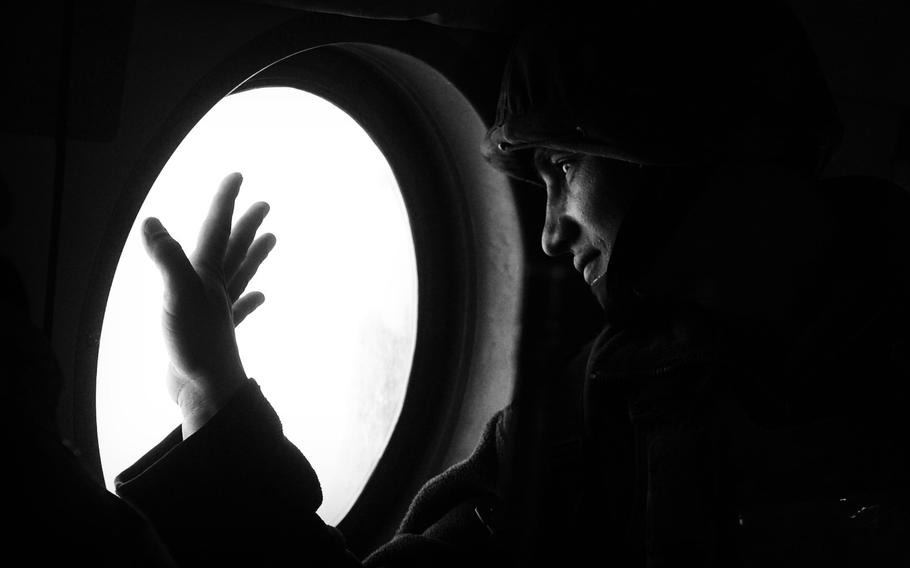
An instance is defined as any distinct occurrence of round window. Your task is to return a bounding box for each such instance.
[96,86,418,524]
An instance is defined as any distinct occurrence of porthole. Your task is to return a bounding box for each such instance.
[96,86,418,524]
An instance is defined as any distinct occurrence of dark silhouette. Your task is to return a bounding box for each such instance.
[2,171,175,566]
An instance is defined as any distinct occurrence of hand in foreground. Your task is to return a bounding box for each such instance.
[142,173,276,438]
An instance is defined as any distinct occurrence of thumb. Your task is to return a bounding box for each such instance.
[142,217,196,297]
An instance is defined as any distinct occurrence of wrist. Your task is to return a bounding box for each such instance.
[178,371,247,438]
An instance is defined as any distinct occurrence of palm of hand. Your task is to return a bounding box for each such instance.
[143,173,276,436]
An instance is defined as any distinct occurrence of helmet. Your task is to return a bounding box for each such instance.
[482,1,843,185]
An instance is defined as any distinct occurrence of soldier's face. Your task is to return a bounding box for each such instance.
[534,149,641,287]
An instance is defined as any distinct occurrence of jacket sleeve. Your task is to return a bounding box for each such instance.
[116,379,512,567]
[115,379,361,567]
[364,407,511,568]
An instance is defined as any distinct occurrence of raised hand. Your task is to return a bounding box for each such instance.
[142,173,276,438]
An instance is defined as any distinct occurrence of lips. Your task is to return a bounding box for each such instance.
[573,250,602,286]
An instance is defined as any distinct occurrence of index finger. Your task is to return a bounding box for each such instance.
[192,172,243,271]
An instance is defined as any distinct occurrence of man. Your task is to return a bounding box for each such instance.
[118,2,910,566]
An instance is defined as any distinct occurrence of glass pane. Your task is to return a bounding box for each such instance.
[96,87,418,524]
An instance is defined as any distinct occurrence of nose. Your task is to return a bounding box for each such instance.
[541,191,578,257]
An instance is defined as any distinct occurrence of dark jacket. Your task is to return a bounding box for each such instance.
[117,174,910,567]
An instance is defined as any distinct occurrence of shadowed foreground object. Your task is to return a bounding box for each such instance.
[1,257,175,566]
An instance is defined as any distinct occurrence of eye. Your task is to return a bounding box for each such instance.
[555,158,576,178]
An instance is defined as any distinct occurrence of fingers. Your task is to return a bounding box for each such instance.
[227,232,276,301]
[224,201,270,282]
[193,172,243,272]
[142,217,196,303]
[232,292,265,326]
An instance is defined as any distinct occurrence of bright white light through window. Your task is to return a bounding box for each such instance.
[97,87,418,524]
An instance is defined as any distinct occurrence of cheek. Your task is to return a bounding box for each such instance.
[575,170,628,245]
